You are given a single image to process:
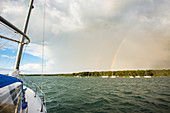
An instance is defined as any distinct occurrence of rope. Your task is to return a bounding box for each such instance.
[41,0,46,90]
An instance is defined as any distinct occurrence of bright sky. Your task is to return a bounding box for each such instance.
[0,0,170,74]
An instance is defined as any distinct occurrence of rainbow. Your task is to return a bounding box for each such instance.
[110,37,127,70]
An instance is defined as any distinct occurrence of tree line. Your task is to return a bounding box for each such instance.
[21,69,170,77]
[73,69,170,77]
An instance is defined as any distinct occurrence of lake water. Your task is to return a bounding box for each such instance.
[25,77,170,113]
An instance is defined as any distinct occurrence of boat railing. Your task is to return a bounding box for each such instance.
[20,76,46,110]
[32,83,46,112]
[0,16,30,44]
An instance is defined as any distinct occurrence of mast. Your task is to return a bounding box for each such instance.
[14,0,34,70]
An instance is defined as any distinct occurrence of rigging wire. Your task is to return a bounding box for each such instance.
[0,33,17,50]
[0,40,9,49]
[0,22,16,34]
[20,44,27,69]
[0,33,18,49]
[0,22,22,43]
[0,33,18,70]
[41,0,46,90]
[19,44,28,87]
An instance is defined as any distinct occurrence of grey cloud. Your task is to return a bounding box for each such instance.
[1,0,170,73]
[44,0,170,72]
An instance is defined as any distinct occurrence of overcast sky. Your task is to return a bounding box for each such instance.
[0,0,170,74]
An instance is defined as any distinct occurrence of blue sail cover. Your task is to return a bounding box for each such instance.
[0,74,23,112]
[0,74,22,88]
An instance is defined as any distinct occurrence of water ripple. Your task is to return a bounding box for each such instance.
[26,77,170,113]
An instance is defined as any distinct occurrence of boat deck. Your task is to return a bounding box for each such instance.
[24,86,47,113]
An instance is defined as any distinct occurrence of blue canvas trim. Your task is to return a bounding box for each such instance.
[0,74,23,88]
[23,87,27,92]
[22,102,28,110]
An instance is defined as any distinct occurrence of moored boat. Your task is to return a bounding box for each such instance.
[144,76,151,78]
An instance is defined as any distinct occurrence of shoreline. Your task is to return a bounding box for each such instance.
[20,75,170,77]
[19,69,170,77]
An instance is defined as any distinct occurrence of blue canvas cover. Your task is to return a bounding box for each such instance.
[0,74,23,112]
[0,74,22,88]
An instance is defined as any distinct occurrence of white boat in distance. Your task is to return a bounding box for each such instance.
[135,76,140,78]
[0,0,47,112]
[101,76,109,78]
[110,76,116,78]
[144,76,152,78]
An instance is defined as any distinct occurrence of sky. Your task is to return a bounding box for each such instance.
[0,0,170,74]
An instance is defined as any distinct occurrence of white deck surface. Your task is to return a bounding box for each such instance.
[23,86,47,113]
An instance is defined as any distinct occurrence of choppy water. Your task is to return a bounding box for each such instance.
[25,77,170,113]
